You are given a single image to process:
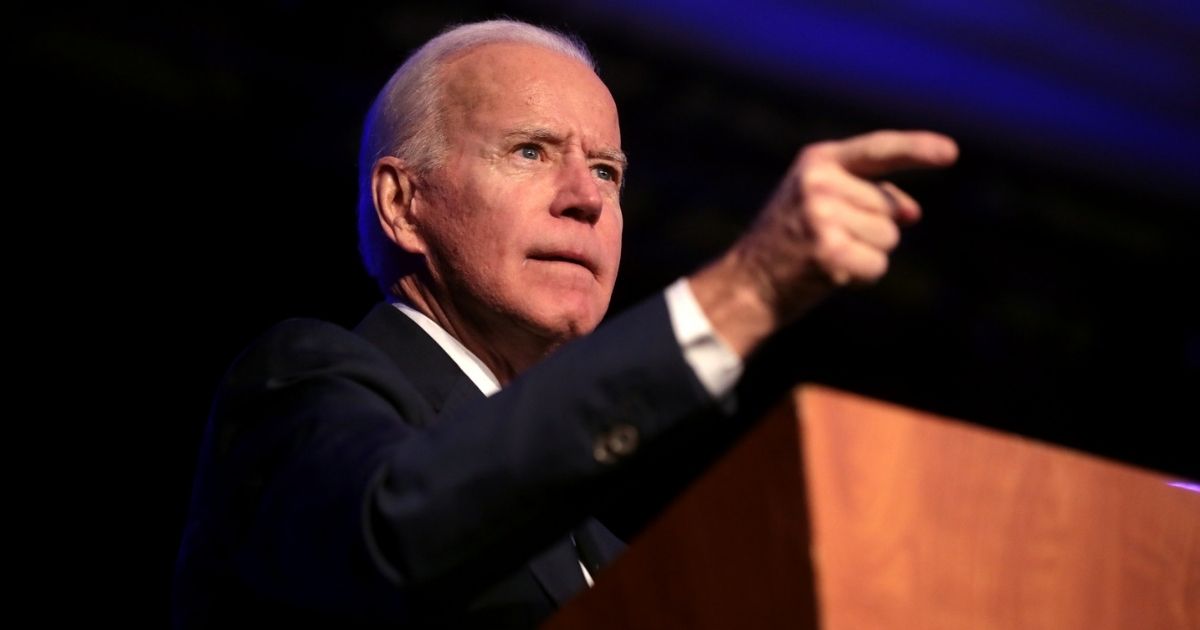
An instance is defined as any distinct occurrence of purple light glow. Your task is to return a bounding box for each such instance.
[1167,481,1200,494]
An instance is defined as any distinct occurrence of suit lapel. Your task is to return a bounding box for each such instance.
[353,302,485,416]
[573,518,627,578]
[528,535,589,606]
[354,302,611,607]
[529,521,624,604]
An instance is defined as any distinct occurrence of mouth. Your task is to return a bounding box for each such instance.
[527,250,598,275]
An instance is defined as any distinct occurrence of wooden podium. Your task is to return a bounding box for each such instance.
[545,385,1200,629]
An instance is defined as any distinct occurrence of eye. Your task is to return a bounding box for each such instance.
[593,164,620,183]
[517,144,542,160]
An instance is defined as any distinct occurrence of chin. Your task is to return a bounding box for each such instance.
[541,311,603,341]
[526,297,608,341]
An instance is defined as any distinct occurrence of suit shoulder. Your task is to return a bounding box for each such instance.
[215,316,407,407]
[252,317,379,366]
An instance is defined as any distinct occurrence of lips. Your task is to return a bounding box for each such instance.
[527,247,599,276]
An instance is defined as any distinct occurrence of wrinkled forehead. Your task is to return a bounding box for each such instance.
[436,42,620,139]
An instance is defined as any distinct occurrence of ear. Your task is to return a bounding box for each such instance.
[371,156,427,255]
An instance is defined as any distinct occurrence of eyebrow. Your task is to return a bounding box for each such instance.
[504,126,629,171]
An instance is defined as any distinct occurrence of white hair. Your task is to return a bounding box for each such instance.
[356,19,596,292]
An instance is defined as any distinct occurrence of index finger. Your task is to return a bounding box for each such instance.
[834,130,958,178]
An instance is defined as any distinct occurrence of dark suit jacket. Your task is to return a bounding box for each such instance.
[173,294,725,628]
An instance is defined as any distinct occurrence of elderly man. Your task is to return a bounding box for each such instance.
[173,19,956,629]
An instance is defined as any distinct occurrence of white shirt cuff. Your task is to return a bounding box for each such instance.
[664,277,743,400]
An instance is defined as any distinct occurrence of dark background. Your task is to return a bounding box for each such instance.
[16,0,1197,621]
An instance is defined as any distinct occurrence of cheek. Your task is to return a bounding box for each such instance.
[604,210,624,271]
[607,241,622,284]
[436,183,515,265]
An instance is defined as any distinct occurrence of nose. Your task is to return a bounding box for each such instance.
[550,158,604,225]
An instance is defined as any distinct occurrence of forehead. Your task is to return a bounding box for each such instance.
[437,42,620,141]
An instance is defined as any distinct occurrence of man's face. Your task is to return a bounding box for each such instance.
[415,43,625,344]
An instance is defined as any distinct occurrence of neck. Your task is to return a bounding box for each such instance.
[391,274,559,385]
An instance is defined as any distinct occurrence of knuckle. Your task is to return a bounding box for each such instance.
[814,227,850,263]
[798,163,835,195]
[861,252,889,282]
[881,221,901,250]
[796,143,833,168]
[806,196,833,222]
[873,254,890,279]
